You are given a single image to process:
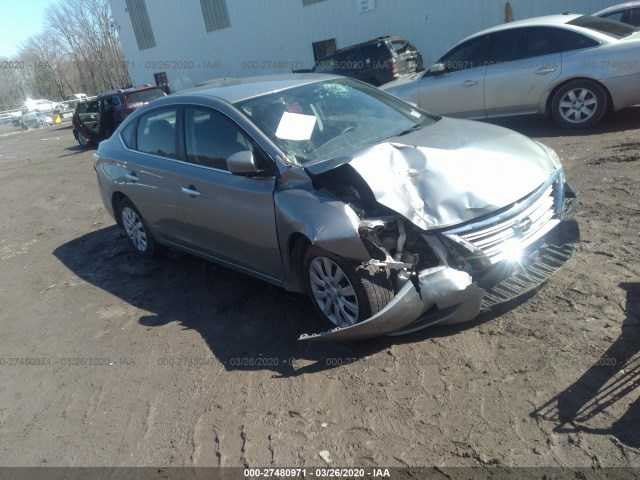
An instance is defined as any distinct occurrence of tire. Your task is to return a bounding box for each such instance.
[118,198,160,258]
[77,131,91,148]
[551,80,607,129]
[302,246,393,328]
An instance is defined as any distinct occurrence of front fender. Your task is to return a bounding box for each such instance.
[275,187,371,292]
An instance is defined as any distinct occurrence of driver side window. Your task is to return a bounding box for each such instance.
[438,35,491,72]
[184,108,251,171]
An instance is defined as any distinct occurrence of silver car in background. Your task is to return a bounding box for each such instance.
[594,2,640,26]
[382,14,640,128]
[93,74,579,341]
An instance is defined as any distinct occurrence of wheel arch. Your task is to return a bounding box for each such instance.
[275,188,372,291]
[111,191,128,228]
[288,233,312,293]
[544,76,613,117]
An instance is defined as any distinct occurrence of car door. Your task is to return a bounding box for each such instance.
[76,100,100,136]
[122,107,193,247]
[176,106,284,283]
[415,35,491,118]
[484,27,562,118]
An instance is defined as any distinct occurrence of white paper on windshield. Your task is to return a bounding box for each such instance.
[275,112,316,141]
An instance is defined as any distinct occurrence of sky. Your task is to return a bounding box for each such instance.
[0,0,60,58]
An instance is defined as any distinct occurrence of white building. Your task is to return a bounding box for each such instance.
[109,0,618,91]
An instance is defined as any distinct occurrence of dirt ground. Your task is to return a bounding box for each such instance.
[0,108,638,470]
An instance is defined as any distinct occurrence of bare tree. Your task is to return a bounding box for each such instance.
[1,0,129,109]
[45,0,131,94]
[0,57,25,111]
[18,31,69,100]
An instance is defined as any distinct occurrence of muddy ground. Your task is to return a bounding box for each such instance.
[0,109,638,470]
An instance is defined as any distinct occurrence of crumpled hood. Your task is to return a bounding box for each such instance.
[308,117,559,230]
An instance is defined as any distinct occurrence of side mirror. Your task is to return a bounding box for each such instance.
[227,150,259,175]
[429,62,446,76]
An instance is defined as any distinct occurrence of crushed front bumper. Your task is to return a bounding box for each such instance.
[299,218,579,342]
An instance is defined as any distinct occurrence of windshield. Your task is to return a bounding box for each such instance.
[235,78,436,165]
[569,15,639,39]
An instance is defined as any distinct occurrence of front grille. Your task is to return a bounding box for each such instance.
[481,243,575,309]
[447,180,560,265]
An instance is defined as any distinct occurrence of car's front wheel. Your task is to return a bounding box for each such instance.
[118,198,160,258]
[551,80,607,128]
[303,246,393,328]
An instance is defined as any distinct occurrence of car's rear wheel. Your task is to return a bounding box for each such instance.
[551,80,607,128]
[303,246,393,328]
[77,131,91,147]
[119,198,159,258]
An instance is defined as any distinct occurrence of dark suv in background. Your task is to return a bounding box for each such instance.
[310,36,424,86]
[72,85,166,147]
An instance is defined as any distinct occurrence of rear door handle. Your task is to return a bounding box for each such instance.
[461,80,478,87]
[181,185,202,197]
[535,66,557,75]
[125,173,139,182]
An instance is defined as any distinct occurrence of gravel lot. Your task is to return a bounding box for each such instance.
[0,110,638,469]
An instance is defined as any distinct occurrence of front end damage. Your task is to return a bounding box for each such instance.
[299,136,579,341]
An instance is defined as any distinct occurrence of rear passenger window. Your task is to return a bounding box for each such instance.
[120,121,136,148]
[553,28,600,52]
[136,109,178,158]
[490,28,559,63]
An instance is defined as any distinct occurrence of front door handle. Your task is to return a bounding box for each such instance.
[125,173,139,182]
[535,66,557,75]
[461,80,479,87]
[181,185,202,197]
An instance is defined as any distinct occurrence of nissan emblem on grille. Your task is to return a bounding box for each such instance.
[513,216,533,239]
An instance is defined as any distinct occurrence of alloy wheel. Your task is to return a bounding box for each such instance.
[558,88,598,124]
[309,256,359,327]
[121,206,148,252]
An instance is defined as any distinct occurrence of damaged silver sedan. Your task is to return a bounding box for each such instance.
[93,74,579,341]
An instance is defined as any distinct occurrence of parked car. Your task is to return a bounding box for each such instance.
[382,14,640,128]
[306,36,424,86]
[594,1,640,26]
[35,111,54,126]
[0,114,16,127]
[72,85,166,147]
[64,93,90,111]
[66,93,89,101]
[72,100,100,146]
[20,99,60,114]
[93,74,579,341]
[18,110,54,129]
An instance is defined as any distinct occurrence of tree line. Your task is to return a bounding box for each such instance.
[0,0,131,111]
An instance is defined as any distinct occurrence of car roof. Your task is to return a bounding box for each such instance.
[98,85,162,98]
[327,35,408,55]
[176,73,341,103]
[594,1,640,16]
[463,14,583,39]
